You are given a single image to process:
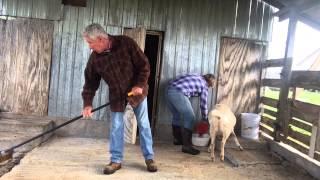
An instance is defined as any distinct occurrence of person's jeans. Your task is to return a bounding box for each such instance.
[109,98,154,163]
[166,86,195,130]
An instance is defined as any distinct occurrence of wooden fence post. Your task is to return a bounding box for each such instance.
[274,58,292,142]
[309,112,320,158]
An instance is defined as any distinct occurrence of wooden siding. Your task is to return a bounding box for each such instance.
[0,0,274,126]
[0,0,62,20]
[0,19,53,115]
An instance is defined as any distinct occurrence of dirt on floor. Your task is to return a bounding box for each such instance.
[1,137,316,180]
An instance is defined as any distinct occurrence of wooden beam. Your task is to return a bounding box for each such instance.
[262,79,282,88]
[275,13,296,142]
[290,119,312,133]
[298,14,320,33]
[308,113,320,158]
[263,108,278,118]
[288,128,310,146]
[262,59,285,68]
[276,0,320,20]
[261,96,278,109]
[291,100,320,125]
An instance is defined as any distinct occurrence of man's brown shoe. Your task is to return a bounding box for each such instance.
[145,159,158,172]
[103,162,121,175]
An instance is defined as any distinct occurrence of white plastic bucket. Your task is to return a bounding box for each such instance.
[241,113,260,140]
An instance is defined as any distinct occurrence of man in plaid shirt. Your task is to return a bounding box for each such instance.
[166,74,216,155]
[81,23,157,174]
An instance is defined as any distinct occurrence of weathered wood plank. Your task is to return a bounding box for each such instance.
[260,124,273,137]
[261,2,272,41]
[315,113,320,154]
[136,0,152,28]
[262,79,282,88]
[108,0,124,26]
[122,0,138,28]
[290,119,312,133]
[288,128,310,146]
[262,59,285,68]
[276,57,293,140]
[291,71,320,90]
[219,0,237,36]
[92,0,108,24]
[263,108,277,117]
[2,0,17,16]
[235,0,250,38]
[290,100,320,125]
[57,6,78,117]
[150,0,167,31]
[48,21,63,117]
[261,96,278,108]
[261,116,274,127]
[0,19,53,115]
[16,0,33,17]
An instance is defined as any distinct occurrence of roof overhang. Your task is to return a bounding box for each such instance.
[263,0,320,31]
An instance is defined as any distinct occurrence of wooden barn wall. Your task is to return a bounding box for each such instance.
[0,19,54,115]
[0,0,273,127]
[0,0,62,20]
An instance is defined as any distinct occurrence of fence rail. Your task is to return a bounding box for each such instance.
[260,59,320,161]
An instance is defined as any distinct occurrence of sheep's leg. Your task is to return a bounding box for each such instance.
[220,134,227,161]
[232,131,243,151]
[209,131,216,162]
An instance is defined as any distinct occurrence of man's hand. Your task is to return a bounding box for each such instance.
[82,106,93,118]
[131,86,143,96]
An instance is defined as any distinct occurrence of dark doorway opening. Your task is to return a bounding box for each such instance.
[144,31,163,134]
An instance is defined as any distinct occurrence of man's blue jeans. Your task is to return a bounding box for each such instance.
[166,86,196,130]
[109,98,154,163]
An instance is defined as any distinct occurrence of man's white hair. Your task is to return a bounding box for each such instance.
[83,23,108,40]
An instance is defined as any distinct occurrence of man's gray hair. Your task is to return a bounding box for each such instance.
[83,23,108,40]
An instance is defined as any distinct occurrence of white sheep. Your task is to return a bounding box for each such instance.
[208,104,243,161]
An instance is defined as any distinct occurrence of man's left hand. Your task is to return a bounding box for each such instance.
[131,86,143,96]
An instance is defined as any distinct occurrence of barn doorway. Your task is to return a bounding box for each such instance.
[144,31,163,134]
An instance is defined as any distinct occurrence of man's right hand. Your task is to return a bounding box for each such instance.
[82,106,93,118]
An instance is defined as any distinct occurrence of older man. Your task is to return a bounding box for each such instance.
[81,23,157,174]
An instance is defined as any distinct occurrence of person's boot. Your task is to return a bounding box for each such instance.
[145,159,158,172]
[172,125,182,145]
[182,128,200,155]
[103,162,121,175]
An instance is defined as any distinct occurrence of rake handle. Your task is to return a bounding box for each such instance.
[0,102,111,155]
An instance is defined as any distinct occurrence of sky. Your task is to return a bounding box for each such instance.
[268,17,320,70]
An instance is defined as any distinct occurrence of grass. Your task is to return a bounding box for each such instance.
[262,87,319,137]
[264,87,320,105]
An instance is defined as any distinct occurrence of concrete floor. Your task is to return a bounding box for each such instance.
[1,137,315,180]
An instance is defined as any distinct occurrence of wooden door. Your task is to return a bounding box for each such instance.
[216,38,264,117]
[123,27,146,51]
[0,19,54,115]
[122,27,147,143]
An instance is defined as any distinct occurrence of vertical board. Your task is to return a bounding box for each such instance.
[150,0,168,31]
[174,0,191,76]
[235,0,251,38]
[1,0,61,20]
[16,0,33,17]
[219,0,237,36]
[136,0,152,28]
[122,0,138,28]
[0,19,53,115]
[108,0,124,26]
[217,38,264,116]
[56,6,78,117]
[92,0,107,24]
[48,20,63,116]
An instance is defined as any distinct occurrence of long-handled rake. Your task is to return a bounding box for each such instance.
[0,102,111,163]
